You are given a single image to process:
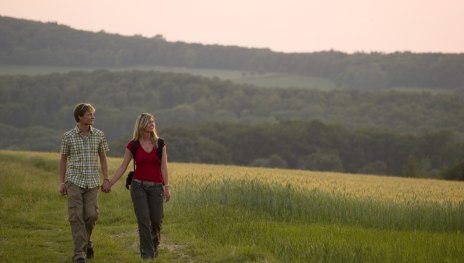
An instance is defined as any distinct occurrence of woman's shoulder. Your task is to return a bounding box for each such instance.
[126,140,138,149]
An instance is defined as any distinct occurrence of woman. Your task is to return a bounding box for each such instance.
[104,113,170,259]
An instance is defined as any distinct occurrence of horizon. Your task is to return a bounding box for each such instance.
[1,0,464,54]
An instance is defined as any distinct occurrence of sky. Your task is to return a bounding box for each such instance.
[1,0,463,54]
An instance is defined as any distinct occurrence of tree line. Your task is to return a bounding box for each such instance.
[108,121,462,180]
[1,16,464,91]
[1,70,464,179]
[1,70,464,142]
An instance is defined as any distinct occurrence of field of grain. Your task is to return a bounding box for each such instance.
[1,150,463,262]
[170,162,464,204]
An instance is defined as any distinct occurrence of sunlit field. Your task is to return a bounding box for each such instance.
[1,150,463,262]
[170,162,464,204]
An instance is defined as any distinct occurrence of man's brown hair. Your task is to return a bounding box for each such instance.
[73,103,95,122]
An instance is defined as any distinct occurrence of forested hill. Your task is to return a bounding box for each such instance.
[1,15,464,90]
[1,70,464,179]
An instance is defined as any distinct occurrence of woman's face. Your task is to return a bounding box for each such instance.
[144,117,155,132]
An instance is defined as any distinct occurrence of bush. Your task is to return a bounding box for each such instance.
[440,161,464,180]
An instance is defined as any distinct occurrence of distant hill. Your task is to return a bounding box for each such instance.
[2,16,464,178]
[2,70,464,179]
[1,15,464,91]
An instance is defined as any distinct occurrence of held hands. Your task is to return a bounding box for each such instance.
[101,180,112,193]
[60,181,112,194]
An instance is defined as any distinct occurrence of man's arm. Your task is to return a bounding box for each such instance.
[99,151,109,182]
[59,154,68,195]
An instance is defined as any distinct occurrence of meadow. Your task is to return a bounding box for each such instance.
[0,150,463,262]
[1,65,450,95]
[0,64,336,90]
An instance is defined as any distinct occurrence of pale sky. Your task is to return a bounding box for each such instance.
[1,0,463,54]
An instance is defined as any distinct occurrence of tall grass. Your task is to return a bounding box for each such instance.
[173,178,463,232]
[166,163,464,262]
[1,150,463,262]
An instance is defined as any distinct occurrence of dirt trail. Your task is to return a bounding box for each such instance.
[160,237,194,262]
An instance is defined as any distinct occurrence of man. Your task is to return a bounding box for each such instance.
[59,103,110,263]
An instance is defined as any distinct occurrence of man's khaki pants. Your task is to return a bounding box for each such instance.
[67,182,99,261]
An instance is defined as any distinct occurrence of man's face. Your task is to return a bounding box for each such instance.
[79,111,95,125]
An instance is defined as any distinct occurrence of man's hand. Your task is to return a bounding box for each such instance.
[101,180,111,193]
[59,183,67,195]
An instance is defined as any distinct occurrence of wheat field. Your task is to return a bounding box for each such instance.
[169,161,464,204]
[1,150,463,262]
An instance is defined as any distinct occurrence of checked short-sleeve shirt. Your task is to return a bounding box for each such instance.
[61,126,109,189]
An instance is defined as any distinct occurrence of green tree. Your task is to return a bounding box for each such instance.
[299,152,344,172]
[440,161,464,180]
[404,155,419,178]
[250,154,287,168]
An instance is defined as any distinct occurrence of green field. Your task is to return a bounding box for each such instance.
[0,65,451,94]
[1,150,463,262]
[0,65,337,90]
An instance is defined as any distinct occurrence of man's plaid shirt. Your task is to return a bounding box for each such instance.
[61,126,109,189]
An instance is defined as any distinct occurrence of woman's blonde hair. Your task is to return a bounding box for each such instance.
[132,113,159,146]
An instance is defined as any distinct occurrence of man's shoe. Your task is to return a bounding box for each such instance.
[74,257,86,263]
[86,247,94,259]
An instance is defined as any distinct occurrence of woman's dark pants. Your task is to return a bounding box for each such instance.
[130,180,164,259]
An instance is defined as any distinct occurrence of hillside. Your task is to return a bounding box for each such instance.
[1,16,464,91]
[0,64,339,90]
[1,70,464,178]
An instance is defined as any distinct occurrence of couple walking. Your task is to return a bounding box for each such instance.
[59,103,171,262]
